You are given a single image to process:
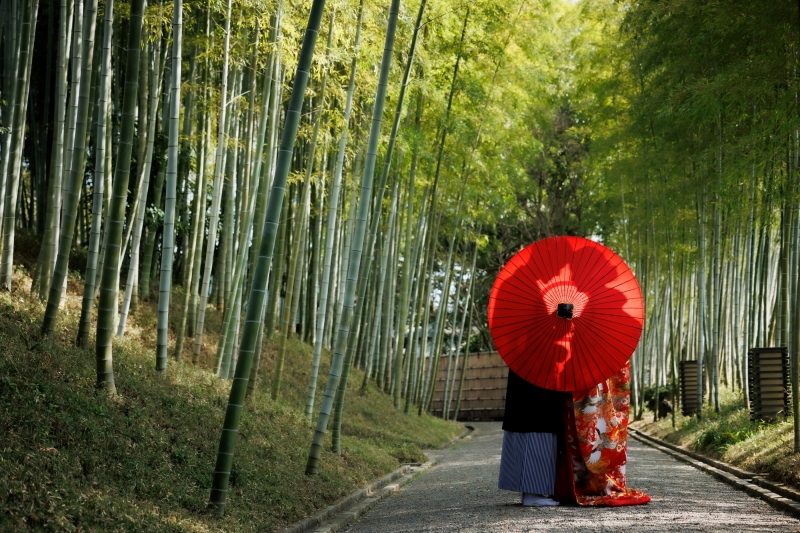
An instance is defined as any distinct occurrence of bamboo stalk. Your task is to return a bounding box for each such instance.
[209,0,328,514]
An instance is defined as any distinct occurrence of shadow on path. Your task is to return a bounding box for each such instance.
[344,422,800,532]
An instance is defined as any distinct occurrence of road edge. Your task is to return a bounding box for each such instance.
[282,424,473,533]
[629,427,800,518]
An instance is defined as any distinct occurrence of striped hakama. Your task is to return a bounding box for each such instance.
[498,431,558,495]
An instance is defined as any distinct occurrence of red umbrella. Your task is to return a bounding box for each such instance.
[488,236,644,392]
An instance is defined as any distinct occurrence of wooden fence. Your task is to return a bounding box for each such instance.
[429,351,508,420]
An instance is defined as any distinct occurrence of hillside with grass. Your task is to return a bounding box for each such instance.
[0,267,462,532]
[631,390,799,490]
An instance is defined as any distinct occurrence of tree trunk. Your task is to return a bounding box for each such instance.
[155,0,183,373]
[93,0,146,393]
[41,0,95,333]
[209,0,328,515]
[303,4,361,418]
[119,32,164,336]
[306,0,400,474]
[192,0,233,365]
[76,0,113,347]
[35,0,72,299]
[1,0,39,289]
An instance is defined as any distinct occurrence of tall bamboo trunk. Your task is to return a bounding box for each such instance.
[333,182,398,452]
[304,3,361,420]
[272,14,334,398]
[696,195,707,418]
[119,32,164,336]
[1,0,39,289]
[93,0,146,393]
[264,191,289,340]
[450,230,479,419]
[185,12,213,336]
[792,185,800,452]
[0,0,19,253]
[417,213,441,414]
[76,0,114,347]
[153,0,182,372]
[401,200,429,410]
[425,186,467,414]
[343,0,427,412]
[36,0,73,299]
[173,30,216,361]
[209,0,328,515]
[306,0,401,475]
[333,180,356,343]
[218,30,264,376]
[188,103,211,339]
[193,0,233,365]
[41,0,95,334]
[445,242,475,419]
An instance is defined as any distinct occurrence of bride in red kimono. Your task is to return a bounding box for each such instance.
[557,362,650,506]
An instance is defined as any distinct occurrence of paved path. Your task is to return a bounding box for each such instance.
[344,422,800,532]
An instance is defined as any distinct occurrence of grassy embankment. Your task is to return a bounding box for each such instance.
[631,389,799,489]
[0,258,461,532]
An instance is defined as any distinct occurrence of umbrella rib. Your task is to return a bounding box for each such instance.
[583,305,643,319]
[508,316,562,386]
[491,313,561,347]
[562,237,577,304]
[565,326,578,391]
[529,319,568,389]
[582,306,644,318]
[493,273,548,302]
[488,313,556,326]
[577,240,609,291]
[568,316,610,390]
[498,316,552,377]
[577,318,630,385]
[568,327,595,390]
[540,238,560,298]
[572,240,593,297]
[584,249,625,294]
[490,316,565,343]
[558,238,569,305]
[569,242,579,306]
[507,252,552,304]
[592,287,643,301]
[581,253,624,296]
[576,313,642,348]
[587,270,638,300]
[506,252,540,292]
[582,316,636,358]
[489,294,547,307]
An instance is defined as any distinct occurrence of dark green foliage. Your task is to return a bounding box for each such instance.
[694,422,763,455]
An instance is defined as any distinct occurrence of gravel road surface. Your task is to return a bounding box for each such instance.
[343,422,799,532]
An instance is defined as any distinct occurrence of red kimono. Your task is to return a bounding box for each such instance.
[555,363,651,506]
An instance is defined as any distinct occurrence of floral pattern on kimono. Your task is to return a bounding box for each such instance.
[564,363,651,507]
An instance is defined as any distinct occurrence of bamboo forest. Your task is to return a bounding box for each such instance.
[2,0,800,530]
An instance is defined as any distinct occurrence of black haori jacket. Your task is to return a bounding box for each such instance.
[502,369,567,434]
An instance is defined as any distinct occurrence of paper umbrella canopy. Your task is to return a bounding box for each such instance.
[487,236,644,392]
